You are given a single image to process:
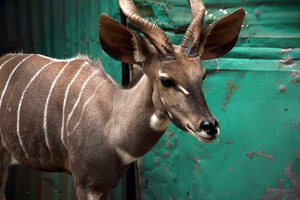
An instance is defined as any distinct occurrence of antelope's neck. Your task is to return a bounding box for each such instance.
[110,75,169,158]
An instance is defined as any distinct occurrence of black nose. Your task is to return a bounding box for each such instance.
[200,120,219,136]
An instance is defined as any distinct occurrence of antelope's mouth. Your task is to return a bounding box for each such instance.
[186,124,218,144]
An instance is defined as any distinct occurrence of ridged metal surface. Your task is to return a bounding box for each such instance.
[0,0,122,83]
[0,0,124,199]
[134,0,300,199]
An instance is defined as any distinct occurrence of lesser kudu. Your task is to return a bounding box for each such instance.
[0,0,245,199]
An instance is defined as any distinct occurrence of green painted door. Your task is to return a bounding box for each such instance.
[134,0,300,199]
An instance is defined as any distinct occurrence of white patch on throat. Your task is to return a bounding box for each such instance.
[177,84,190,95]
[150,113,169,132]
[10,156,20,165]
[88,193,99,200]
[116,147,138,165]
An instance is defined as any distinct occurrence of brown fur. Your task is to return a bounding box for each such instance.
[0,0,244,199]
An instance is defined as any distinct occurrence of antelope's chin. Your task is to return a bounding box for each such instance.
[196,134,216,144]
[186,126,217,144]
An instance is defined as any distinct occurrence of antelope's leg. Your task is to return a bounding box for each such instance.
[0,145,10,199]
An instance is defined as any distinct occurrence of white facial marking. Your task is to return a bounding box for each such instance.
[17,60,54,158]
[167,111,173,119]
[66,70,99,135]
[150,113,169,132]
[186,125,211,139]
[186,126,212,144]
[159,72,170,78]
[198,130,210,138]
[61,62,88,146]
[70,80,107,134]
[116,147,138,165]
[216,127,220,136]
[177,84,190,95]
[160,97,166,105]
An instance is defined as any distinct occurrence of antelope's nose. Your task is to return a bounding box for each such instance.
[200,120,219,136]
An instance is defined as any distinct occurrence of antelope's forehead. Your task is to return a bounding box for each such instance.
[159,58,205,80]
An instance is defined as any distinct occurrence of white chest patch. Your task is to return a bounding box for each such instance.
[88,193,99,200]
[116,147,138,165]
[10,156,20,165]
[150,113,169,132]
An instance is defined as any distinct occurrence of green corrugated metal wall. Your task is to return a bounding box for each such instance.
[1,0,300,199]
[134,0,300,199]
[1,0,125,199]
[0,0,122,83]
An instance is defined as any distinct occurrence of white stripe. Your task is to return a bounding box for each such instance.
[177,84,190,95]
[106,74,117,84]
[0,55,18,71]
[43,60,74,155]
[0,55,18,149]
[17,60,54,158]
[0,128,8,149]
[167,111,173,119]
[70,80,106,134]
[37,54,75,62]
[61,62,88,146]
[0,54,9,63]
[66,70,99,135]
[0,54,33,158]
[0,55,33,110]
[160,97,166,105]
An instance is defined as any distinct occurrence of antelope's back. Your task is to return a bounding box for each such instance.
[0,53,109,171]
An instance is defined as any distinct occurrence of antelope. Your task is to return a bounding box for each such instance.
[0,0,245,199]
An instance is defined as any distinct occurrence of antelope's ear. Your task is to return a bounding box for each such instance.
[99,14,148,64]
[200,8,245,60]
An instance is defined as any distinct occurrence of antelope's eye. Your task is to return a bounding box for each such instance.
[160,77,175,88]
